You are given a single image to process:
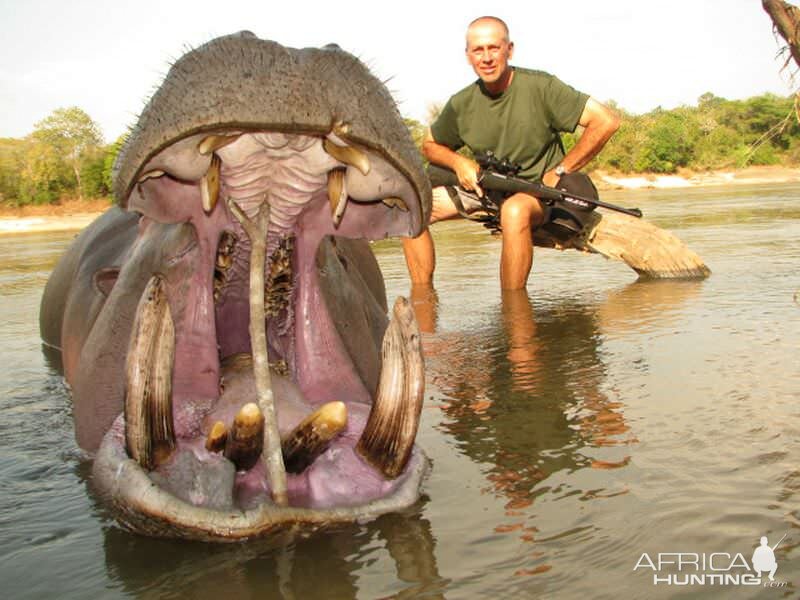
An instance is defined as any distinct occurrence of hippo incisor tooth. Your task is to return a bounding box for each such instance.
[383,197,409,211]
[224,403,265,471]
[356,297,424,479]
[201,154,221,214]
[125,275,176,470]
[227,198,289,505]
[327,168,348,227]
[205,421,228,453]
[198,134,241,156]
[322,138,370,176]
[281,401,348,474]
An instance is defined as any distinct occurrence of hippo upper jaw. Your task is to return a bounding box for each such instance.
[74,33,434,540]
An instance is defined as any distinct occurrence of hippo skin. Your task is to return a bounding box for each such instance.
[40,32,432,541]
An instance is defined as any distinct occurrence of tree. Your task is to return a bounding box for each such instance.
[32,107,103,200]
[17,139,71,204]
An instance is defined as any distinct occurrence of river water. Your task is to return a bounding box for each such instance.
[0,183,797,599]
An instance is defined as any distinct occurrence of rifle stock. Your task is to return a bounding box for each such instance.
[426,164,643,218]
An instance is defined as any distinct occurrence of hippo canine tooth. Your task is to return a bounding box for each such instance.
[198,134,241,156]
[137,169,165,183]
[124,275,176,470]
[356,297,424,479]
[224,403,265,471]
[281,401,348,474]
[327,168,348,227]
[323,138,370,176]
[201,154,221,214]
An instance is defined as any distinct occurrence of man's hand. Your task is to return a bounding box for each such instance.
[422,127,484,197]
[542,169,560,188]
[453,155,483,197]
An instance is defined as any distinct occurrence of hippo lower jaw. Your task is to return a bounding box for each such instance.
[90,127,428,541]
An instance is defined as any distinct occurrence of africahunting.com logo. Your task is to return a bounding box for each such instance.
[633,533,790,588]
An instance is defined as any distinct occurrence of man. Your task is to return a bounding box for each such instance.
[403,16,620,290]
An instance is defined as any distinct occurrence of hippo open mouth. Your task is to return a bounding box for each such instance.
[40,32,432,541]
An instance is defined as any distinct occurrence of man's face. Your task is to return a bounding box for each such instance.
[465,21,514,88]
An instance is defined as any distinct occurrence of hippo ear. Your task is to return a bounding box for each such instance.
[93,268,120,297]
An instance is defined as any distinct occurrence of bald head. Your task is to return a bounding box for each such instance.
[466,16,510,48]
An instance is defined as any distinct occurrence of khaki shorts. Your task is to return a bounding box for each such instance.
[432,186,487,216]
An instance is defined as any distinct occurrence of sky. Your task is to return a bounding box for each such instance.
[0,0,796,143]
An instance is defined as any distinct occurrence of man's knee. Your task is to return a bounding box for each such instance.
[501,193,543,229]
[429,186,460,223]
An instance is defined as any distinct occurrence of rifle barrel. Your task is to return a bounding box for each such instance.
[426,165,642,218]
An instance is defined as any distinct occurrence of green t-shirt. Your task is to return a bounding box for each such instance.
[430,67,589,182]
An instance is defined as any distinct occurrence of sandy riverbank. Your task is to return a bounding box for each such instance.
[593,164,800,191]
[2,165,799,235]
[0,198,110,235]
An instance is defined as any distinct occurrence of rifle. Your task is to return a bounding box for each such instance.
[427,164,643,219]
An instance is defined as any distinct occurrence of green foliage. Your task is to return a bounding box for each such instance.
[586,92,800,173]
[17,139,72,204]
[0,107,106,207]
[0,138,24,204]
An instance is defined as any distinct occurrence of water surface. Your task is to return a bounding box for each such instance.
[0,183,797,598]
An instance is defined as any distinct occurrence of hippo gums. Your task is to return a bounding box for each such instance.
[39,32,432,541]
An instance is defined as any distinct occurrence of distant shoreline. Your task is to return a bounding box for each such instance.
[1,165,799,235]
[592,164,800,191]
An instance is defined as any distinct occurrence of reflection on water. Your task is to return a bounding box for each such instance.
[1,184,799,599]
[412,286,638,516]
[98,505,448,600]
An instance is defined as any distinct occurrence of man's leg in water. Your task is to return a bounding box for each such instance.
[403,187,461,284]
[499,193,545,290]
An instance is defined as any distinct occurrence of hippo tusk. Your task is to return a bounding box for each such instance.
[356,297,424,479]
[281,401,348,474]
[224,403,265,471]
[327,168,348,227]
[227,197,289,506]
[382,197,409,211]
[323,138,371,176]
[137,169,165,183]
[201,154,221,214]
[124,275,176,470]
[205,420,228,453]
[198,134,241,156]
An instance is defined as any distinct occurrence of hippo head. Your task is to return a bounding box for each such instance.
[55,32,432,540]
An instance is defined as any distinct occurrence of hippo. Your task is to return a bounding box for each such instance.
[39,32,432,541]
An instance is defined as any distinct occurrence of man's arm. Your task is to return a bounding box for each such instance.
[422,128,484,197]
[542,98,620,187]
